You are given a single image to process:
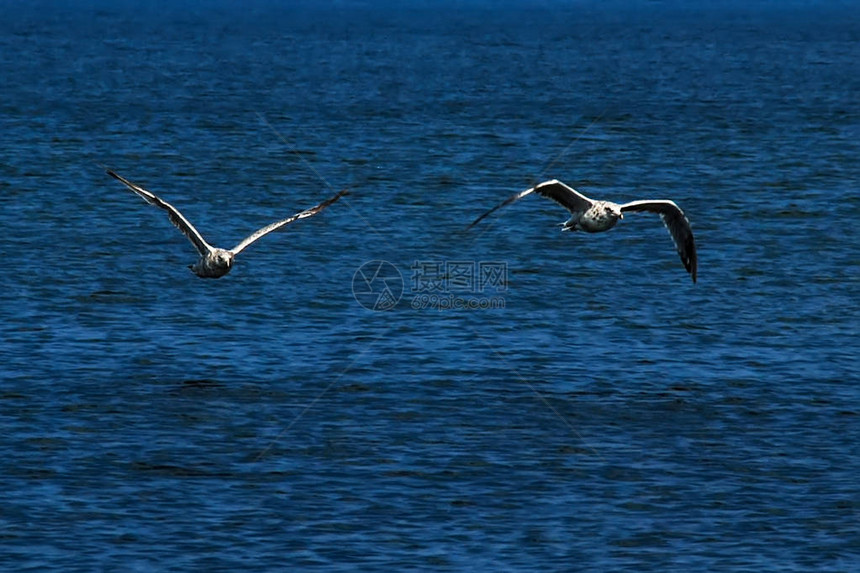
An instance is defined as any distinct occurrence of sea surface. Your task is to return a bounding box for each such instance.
[1,1,858,570]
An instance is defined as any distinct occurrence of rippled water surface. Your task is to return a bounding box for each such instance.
[1,1,858,570]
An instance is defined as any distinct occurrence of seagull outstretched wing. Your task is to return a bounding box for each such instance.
[468,179,593,229]
[529,179,594,214]
[229,189,348,255]
[620,199,697,283]
[106,169,213,256]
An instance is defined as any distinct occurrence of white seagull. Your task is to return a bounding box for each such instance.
[469,179,697,283]
[106,169,348,278]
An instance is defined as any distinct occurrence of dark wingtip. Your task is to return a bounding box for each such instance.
[327,189,349,204]
[465,191,526,231]
[332,189,349,204]
[465,211,491,231]
[315,188,349,212]
[684,254,697,284]
[688,236,698,284]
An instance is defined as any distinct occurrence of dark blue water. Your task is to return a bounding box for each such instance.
[2,1,858,570]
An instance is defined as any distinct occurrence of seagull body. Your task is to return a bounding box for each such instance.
[106,169,347,278]
[469,179,697,283]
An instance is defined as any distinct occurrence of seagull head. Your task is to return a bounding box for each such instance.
[214,250,234,269]
[604,204,623,220]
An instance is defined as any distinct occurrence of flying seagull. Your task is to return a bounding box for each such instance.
[469,179,697,283]
[106,169,347,278]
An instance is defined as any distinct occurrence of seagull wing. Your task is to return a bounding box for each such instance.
[530,179,594,214]
[620,199,697,283]
[467,179,593,229]
[229,189,348,256]
[107,169,213,256]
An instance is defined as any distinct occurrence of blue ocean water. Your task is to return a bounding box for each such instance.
[1,0,858,570]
